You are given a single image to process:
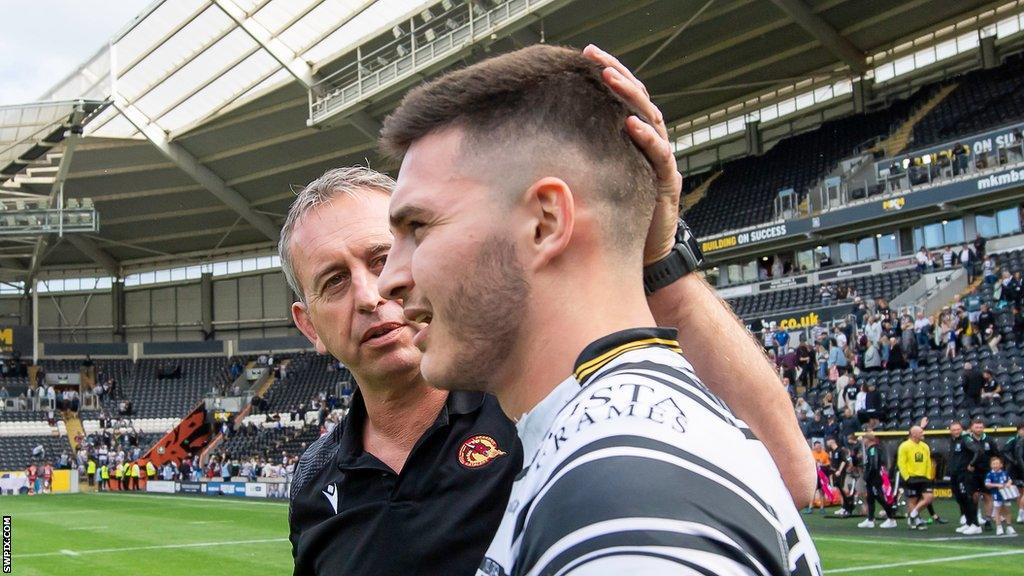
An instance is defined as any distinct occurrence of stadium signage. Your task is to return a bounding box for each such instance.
[977,167,1024,190]
[749,303,851,329]
[759,276,808,291]
[881,197,905,211]
[244,483,268,498]
[702,223,788,254]
[818,264,872,281]
[179,482,204,494]
[145,480,175,494]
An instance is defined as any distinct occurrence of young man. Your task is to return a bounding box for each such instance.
[897,425,933,530]
[378,44,819,575]
[966,418,1001,530]
[828,437,854,517]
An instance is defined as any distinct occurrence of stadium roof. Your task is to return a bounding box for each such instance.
[1,0,1014,279]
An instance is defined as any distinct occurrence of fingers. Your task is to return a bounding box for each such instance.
[603,68,668,142]
[583,44,647,97]
[628,115,681,193]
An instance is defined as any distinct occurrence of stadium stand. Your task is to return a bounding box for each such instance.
[0,435,71,471]
[217,424,322,464]
[127,357,232,419]
[261,352,352,413]
[911,54,1024,149]
[687,96,924,237]
[729,268,921,319]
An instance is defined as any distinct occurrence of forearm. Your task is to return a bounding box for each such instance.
[648,273,816,507]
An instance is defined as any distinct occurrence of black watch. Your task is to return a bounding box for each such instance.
[643,218,703,295]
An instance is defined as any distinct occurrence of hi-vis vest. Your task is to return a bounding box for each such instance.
[146,462,156,477]
[131,464,140,478]
[87,461,96,474]
[100,465,109,480]
[115,464,124,478]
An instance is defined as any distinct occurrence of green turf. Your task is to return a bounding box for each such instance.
[3,495,1021,574]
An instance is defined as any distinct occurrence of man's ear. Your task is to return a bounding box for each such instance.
[292,301,327,355]
[523,177,574,269]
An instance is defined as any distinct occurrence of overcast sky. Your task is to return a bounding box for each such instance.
[0,0,151,106]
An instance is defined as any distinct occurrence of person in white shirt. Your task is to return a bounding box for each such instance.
[916,247,930,272]
[864,315,882,345]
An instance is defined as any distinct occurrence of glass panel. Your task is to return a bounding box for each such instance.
[944,219,965,245]
[227,260,243,274]
[257,256,273,269]
[727,264,743,285]
[171,268,187,282]
[878,233,899,260]
[977,213,999,238]
[997,207,1021,235]
[914,227,925,249]
[923,223,944,248]
[857,237,877,262]
[742,260,758,282]
[155,270,171,284]
[839,242,858,264]
[796,249,815,274]
[213,262,228,276]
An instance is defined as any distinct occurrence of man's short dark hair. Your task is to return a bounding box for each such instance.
[380,44,657,252]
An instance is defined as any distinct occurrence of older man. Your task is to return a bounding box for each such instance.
[378,44,818,575]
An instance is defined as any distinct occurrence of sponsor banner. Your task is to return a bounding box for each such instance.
[716,283,754,299]
[976,166,1024,191]
[244,483,268,498]
[206,481,247,496]
[265,482,289,499]
[0,472,28,496]
[933,487,953,499]
[179,481,204,495]
[758,276,808,291]
[701,223,788,254]
[817,264,872,281]
[881,256,916,270]
[747,303,852,330]
[881,196,906,211]
[145,480,176,494]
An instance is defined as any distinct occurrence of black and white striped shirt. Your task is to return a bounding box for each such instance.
[477,328,821,576]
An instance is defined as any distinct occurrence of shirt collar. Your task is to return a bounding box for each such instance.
[336,388,487,470]
[572,327,681,386]
[517,327,682,464]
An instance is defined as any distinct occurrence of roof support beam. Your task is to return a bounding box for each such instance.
[213,0,315,88]
[348,110,382,141]
[112,96,280,242]
[768,0,867,74]
[66,235,120,277]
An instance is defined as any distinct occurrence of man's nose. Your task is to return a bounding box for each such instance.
[379,242,412,302]
[352,271,384,314]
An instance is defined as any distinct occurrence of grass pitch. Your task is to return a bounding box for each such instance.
[3,495,1021,575]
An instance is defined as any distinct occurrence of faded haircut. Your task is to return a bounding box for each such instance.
[279,167,395,303]
[379,44,657,253]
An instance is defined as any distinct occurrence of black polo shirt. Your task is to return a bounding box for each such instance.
[289,388,522,575]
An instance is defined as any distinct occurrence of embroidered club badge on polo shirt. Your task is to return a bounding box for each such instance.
[458,435,506,469]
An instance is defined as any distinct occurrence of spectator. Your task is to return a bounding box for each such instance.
[980,370,1002,405]
[815,342,829,384]
[827,339,848,381]
[960,244,975,283]
[982,255,996,285]
[796,341,814,390]
[821,283,832,306]
[864,315,882,345]
[773,329,791,354]
[807,412,827,447]
[794,397,814,420]
[942,246,955,269]
[961,362,984,408]
[915,246,930,273]
[1011,271,1024,308]
[973,235,987,261]
[1013,305,1024,343]
[984,456,1017,536]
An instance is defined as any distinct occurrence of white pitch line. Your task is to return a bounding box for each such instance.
[188,520,232,525]
[927,533,1019,542]
[66,526,109,531]
[824,549,1024,574]
[813,535,998,552]
[17,537,289,559]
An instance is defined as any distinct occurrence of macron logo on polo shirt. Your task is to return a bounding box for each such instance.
[322,483,339,514]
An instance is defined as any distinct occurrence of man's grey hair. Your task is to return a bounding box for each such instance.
[279,167,395,303]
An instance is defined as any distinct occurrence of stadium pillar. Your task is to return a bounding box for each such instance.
[112,279,126,341]
[32,285,38,364]
[852,78,872,114]
[980,35,999,69]
[745,120,763,156]
[201,272,214,340]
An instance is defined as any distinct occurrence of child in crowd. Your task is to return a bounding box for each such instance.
[985,456,1019,536]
